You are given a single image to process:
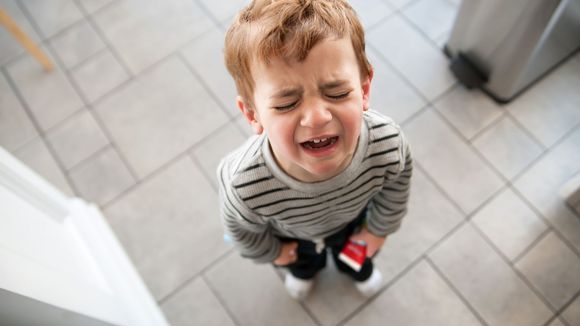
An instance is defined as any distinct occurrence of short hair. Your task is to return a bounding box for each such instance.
[224,0,372,107]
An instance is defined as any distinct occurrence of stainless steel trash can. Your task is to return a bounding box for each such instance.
[444,0,580,103]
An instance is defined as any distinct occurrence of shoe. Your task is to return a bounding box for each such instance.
[355,268,383,297]
[285,273,313,300]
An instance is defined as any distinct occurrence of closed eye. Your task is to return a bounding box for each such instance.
[273,101,299,111]
[327,91,350,100]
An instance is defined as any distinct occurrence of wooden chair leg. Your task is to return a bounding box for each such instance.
[0,9,54,71]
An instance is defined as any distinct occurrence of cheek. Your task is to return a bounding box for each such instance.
[265,118,296,149]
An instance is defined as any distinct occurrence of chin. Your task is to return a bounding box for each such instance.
[304,163,343,180]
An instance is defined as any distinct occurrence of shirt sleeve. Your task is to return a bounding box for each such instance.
[366,132,413,237]
[217,159,282,264]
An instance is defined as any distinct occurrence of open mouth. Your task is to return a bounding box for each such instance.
[300,136,339,150]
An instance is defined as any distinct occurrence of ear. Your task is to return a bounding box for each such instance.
[237,96,264,134]
[361,68,374,111]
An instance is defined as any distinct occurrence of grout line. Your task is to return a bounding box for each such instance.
[425,256,489,326]
[1,65,81,197]
[72,0,135,78]
[511,227,552,265]
[367,41,432,105]
[193,0,227,31]
[5,3,88,198]
[157,247,235,304]
[64,143,113,174]
[503,110,549,151]
[66,47,109,73]
[200,272,243,326]
[412,160,469,216]
[396,0,457,52]
[552,290,580,326]
[337,256,430,325]
[510,185,580,261]
[409,109,580,318]
[466,107,509,143]
[427,105,512,185]
[38,36,142,183]
[507,121,580,260]
[12,0,138,185]
[176,52,236,119]
[189,153,219,193]
[100,117,230,210]
[508,121,580,184]
[469,220,560,317]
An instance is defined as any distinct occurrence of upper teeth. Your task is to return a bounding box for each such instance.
[312,138,327,143]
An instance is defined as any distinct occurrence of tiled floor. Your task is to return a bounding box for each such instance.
[1,0,580,325]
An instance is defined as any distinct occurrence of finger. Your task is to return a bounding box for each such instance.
[290,241,299,250]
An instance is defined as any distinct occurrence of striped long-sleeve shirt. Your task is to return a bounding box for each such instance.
[217,110,412,263]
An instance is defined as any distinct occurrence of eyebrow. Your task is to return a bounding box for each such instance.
[270,87,303,99]
[319,79,349,91]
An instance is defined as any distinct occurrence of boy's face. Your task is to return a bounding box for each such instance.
[239,37,372,182]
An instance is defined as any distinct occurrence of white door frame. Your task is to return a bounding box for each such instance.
[0,146,168,326]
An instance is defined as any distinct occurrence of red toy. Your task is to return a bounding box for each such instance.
[338,240,367,272]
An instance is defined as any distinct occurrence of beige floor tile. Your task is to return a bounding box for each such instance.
[434,86,504,140]
[404,108,504,214]
[506,57,580,147]
[386,0,418,10]
[49,20,106,69]
[191,120,248,189]
[514,127,580,252]
[46,110,109,169]
[345,260,481,326]
[548,318,565,326]
[430,223,552,326]
[13,137,75,197]
[516,232,580,310]
[367,14,456,101]
[180,27,238,117]
[76,0,116,15]
[6,47,84,131]
[19,0,83,38]
[473,116,544,180]
[0,0,42,66]
[161,276,236,326]
[374,167,464,284]
[197,0,248,24]
[94,56,229,179]
[367,48,426,124]
[562,294,580,326]
[93,0,214,74]
[69,146,135,206]
[349,0,394,29]
[205,251,317,326]
[70,49,129,103]
[300,256,367,326]
[0,72,38,152]
[472,188,548,261]
[104,157,230,299]
[402,0,458,42]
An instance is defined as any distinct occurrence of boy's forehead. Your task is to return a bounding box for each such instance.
[250,37,358,83]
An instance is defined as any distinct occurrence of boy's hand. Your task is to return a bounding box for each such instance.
[349,227,386,257]
[273,241,298,266]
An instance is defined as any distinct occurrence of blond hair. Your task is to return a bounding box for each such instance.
[224,0,371,107]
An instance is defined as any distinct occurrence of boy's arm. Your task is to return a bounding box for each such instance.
[218,159,282,264]
[366,136,413,238]
[222,210,282,263]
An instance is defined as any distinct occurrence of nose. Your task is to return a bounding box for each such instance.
[300,100,332,128]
